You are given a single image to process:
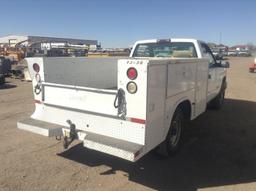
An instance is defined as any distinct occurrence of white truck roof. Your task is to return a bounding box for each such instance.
[133,38,199,44]
[130,38,203,58]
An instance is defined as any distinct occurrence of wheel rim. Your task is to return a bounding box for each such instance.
[169,114,182,148]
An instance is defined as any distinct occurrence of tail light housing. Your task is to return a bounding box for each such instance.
[35,73,41,82]
[33,63,40,73]
[127,67,137,80]
[127,82,137,94]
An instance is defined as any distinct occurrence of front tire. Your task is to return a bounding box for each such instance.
[209,88,225,110]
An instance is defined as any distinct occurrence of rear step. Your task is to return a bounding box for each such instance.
[84,132,144,162]
[17,118,63,137]
[17,118,144,161]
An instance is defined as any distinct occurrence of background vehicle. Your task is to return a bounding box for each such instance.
[17,39,229,162]
[211,47,224,60]
[238,51,251,57]
[0,57,11,74]
[0,56,12,85]
[249,58,256,73]
[227,50,237,56]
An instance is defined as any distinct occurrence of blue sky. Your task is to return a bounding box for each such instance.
[0,0,255,47]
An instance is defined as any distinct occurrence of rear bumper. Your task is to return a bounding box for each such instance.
[17,118,144,162]
[17,118,63,137]
[84,132,143,161]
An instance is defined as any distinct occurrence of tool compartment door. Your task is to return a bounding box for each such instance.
[194,59,208,117]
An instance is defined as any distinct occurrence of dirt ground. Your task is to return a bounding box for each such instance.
[0,57,256,191]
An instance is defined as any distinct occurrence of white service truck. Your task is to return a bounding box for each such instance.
[17,39,229,162]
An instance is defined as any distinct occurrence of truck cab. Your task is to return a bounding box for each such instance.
[197,41,228,103]
[130,39,229,106]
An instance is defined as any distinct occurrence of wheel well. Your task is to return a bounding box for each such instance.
[177,100,191,120]
[222,77,227,90]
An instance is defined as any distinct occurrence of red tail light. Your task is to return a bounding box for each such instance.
[33,63,40,73]
[127,67,137,80]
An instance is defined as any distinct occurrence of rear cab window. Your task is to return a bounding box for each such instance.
[132,42,198,58]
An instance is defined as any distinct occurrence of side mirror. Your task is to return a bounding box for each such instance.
[215,55,222,61]
[221,61,230,68]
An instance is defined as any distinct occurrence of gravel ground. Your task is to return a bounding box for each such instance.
[0,57,256,191]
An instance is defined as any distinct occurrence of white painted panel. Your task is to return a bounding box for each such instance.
[44,85,117,116]
[118,59,148,120]
[145,64,167,151]
[167,61,197,97]
[195,60,208,116]
[26,57,45,101]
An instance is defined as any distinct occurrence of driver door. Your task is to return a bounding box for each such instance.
[200,43,218,101]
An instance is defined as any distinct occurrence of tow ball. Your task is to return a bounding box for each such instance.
[63,120,77,149]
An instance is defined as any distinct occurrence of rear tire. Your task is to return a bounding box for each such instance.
[156,107,185,156]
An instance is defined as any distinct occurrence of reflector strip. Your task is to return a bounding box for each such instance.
[130,118,145,124]
[34,100,43,104]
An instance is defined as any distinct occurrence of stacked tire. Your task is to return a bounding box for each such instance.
[0,74,5,85]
